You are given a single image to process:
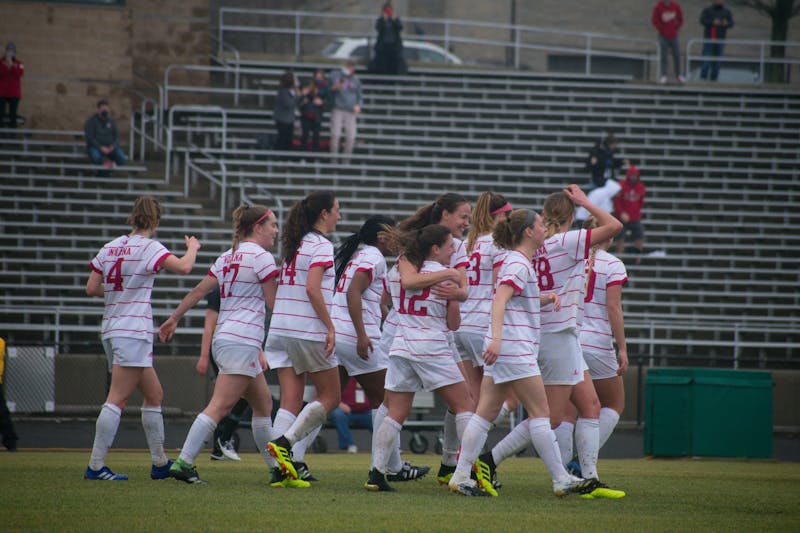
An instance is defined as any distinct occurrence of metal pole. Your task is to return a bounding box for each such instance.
[648,321,655,367]
[759,43,765,83]
[514,27,521,69]
[733,324,740,369]
[444,21,450,55]
[585,35,592,76]
[295,13,301,59]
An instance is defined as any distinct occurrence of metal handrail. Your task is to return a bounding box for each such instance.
[685,38,800,83]
[184,150,227,220]
[218,7,659,77]
[165,105,227,183]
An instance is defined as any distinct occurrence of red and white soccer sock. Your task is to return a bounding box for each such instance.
[89,402,122,470]
[528,417,571,483]
[575,417,600,480]
[553,421,574,466]
[598,407,620,450]
[292,424,321,461]
[372,416,402,474]
[251,416,278,468]
[453,415,491,479]
[179,413,217,464]
[141,405,168,467]
[491,418,531,466]
[285,401,327,446]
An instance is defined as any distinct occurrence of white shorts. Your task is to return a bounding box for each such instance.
[285,337,339,374]
[484,360,540,385]
[582,349,618,380]
[538,330,584,386]
[102,338,153,370]
[264,334,292,369]
[335,338,388,376]
[212,339,262,378]
[446,332,461,364]
[384,355,464,393]
[454,331,485,367]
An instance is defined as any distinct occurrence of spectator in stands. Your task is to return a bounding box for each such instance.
[699,0,734,82]
[0,42,24,129]
[651,1,685,84]
[299,70,329,152]
[274,71,303,152]
[0,336,18,452]
[369,3,407,75]
[84,99,127,168]
[614,165,647,261]
[585,132,623,188]
[328,60,362,162]
[329,377,373,453]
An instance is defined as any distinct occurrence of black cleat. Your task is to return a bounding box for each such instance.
[365,468,396,492]
[387,462,430,482]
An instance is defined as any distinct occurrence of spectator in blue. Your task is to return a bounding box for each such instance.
[699,0,734,82]
[329,377,373,453]
[84,99,127,168]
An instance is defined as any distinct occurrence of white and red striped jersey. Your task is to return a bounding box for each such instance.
[376,264,401,357]
[270,232,335,342]
[461,234,506,334]
[579,249,627,355]
[89,234,172,342]
[534,228,592,333]
[451,237,470,270]
[389,260,454,361]
[208,242,278,348]
[332,245,387,343]
[486,250,541,361]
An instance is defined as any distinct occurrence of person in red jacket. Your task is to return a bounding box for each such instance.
[614,165,647,259]
[0,42,24,129]
[329,377,373,453]
[651,1,685,84]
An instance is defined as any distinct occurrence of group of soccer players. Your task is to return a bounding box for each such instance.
[84,184,629,499]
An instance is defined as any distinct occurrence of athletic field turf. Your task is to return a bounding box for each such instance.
[2,452,798,532]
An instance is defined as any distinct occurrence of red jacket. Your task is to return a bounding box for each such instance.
[651,1,683,40]
[614,178,647,222]
[0,56,24,98]
[341,378,372,414]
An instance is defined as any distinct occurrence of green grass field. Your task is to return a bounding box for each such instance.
[2,451,799,532]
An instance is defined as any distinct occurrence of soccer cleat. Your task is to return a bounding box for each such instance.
[269,467,311,488]
[450,477,493,497]
[387,462,430,482]
[169,458,206,484]
[218,438,241,461]
[472,458,499,497]
[436,463,456,485]
[210,450,225,461]
[475,452,500,491]
[267,437,298,480]
[364,468,396,492]
[150,460,174,480]
[293,461,319,482]
[553,474,588,497]
[84,466,128,481]
[566,459,582,478]
[578,478,626,499]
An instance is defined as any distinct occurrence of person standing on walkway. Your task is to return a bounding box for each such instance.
[651,1,685,83]
[699,0,734,82]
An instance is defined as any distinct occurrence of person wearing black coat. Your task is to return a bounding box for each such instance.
[370,3,407,75]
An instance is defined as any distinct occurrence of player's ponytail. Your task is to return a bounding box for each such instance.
[493,209,537,250]
[542,191,575,238]
[582,215,601,294]
[391,224,451,270]
[232,204,271,253]
[398,192,468,233]
[467,191,509,252]
[282,191,335,264]
[334,214,395,283]
[127,196,161,231]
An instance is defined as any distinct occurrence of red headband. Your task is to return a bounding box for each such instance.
[491,202,513,216]
[245,209,272,233]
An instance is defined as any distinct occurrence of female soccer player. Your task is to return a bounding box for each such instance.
[396,193,474,483]
[476,185,626,499]
[265,191,343,482]
[448,209,586,497]
[332,214,396,406]
[366,224,474,492]
[84,196,200,481]
[159,205,297,485]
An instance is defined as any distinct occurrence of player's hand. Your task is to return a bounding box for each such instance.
[259,350,268,371]
[184,235,201,251]
[195,355,209,375]
[564,184,588,206]
[617,347,629,375]
[431,280,460,300]
[356,335,373,360]
[324,328,336,358]
[620,212,630,223]
[159,318,176,342]
[543,293,560,311]
[483,338,500,365]
[353,104,361,114]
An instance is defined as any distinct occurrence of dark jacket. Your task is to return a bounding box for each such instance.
[84,114,119,149]
[299,80,330,123]
[586,142,622,187]
[273,88,301,125]
[700,4,734,41]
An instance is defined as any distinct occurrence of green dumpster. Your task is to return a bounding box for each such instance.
[644,368,773,458]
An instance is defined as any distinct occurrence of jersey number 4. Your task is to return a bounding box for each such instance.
[281,256,298,285]
[106,258,124,291]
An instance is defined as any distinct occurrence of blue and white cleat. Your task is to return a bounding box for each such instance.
[150,460,174,480]
[84,466,129,481]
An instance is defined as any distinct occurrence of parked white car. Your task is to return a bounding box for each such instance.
[322,37,463,65]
